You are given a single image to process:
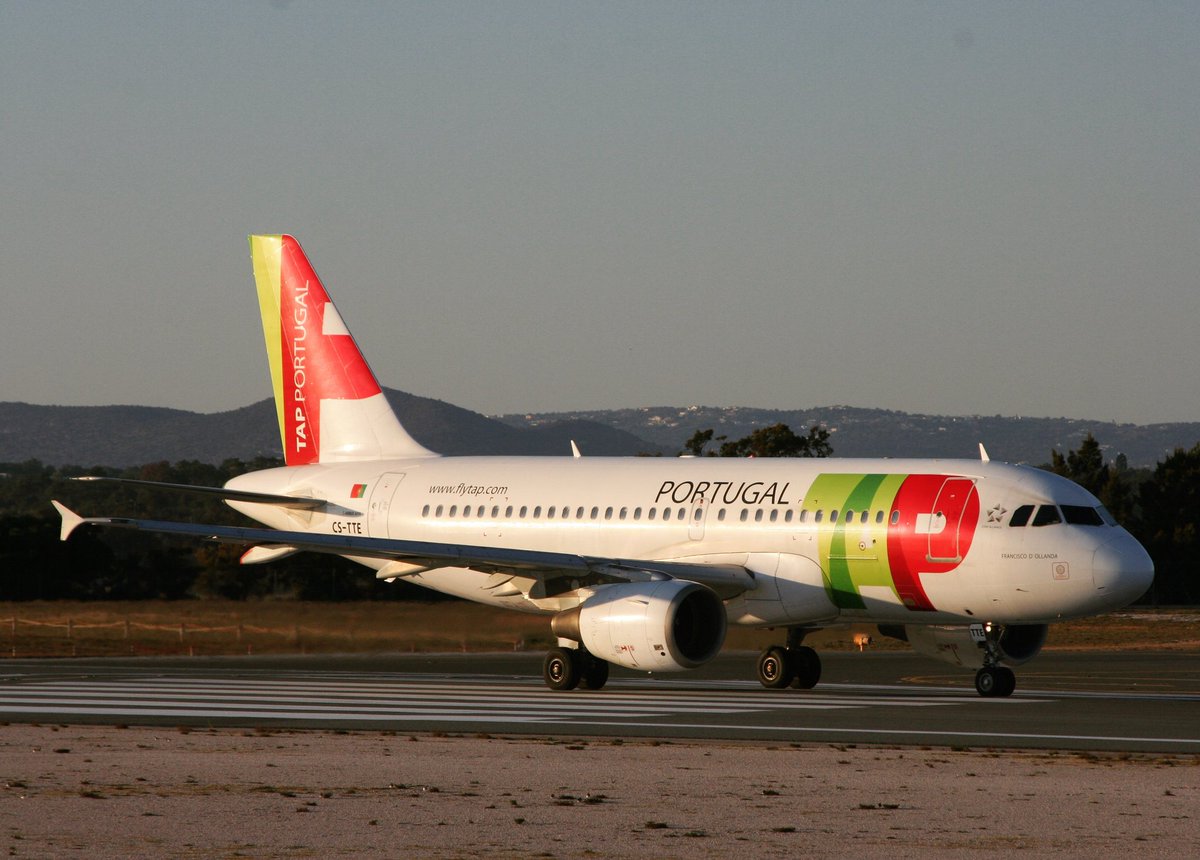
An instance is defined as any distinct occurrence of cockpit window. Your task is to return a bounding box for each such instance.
[1009,505,1034,527]
[1031,505,1063,527]
[1061,505,1106,526]
[1097,506,1118,526]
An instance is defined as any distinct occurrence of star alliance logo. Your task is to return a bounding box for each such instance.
[986,504,1008,524]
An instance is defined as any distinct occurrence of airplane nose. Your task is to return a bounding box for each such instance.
[1092,532,1154,607]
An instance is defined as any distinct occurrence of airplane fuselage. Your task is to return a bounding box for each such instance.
[228,455,1151,630]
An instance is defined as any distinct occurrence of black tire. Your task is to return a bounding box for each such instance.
[974,666,1000,697]
[579,655,610,691]
[544,647,581,691]
[995,666,1016,697]
[757,646,794,689]
[788,646,822,690]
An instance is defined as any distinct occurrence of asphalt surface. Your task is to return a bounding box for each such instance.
[1,650,1197,753]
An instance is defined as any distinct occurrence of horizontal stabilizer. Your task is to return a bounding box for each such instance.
[71,476,361,517]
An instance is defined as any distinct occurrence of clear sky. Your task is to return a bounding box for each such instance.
[2,2,1197,424]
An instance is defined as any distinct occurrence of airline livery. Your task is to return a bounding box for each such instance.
[55,235,1155,697]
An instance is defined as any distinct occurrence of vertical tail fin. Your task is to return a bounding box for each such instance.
[249,234,436,464]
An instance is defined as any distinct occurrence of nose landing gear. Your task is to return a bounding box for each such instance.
[973,623,1017,697]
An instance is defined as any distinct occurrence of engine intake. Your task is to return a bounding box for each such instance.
[552,580,726,672]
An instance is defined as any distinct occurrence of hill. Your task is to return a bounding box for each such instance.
[0,390,659,467]
[3,394,1197,468]
[498,405,1200,468]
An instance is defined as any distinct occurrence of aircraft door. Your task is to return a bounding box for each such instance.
[367,473,407,538]
[688,497,708,541]
[926,478,976,563]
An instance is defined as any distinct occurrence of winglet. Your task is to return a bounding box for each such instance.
[52,501,86,542]
[979,443,990,463]
[570,440,582,459]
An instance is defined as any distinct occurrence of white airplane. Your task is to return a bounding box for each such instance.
[55,235,1154,697]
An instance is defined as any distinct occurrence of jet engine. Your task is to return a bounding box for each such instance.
[551,580,726,672]
[878,623,1047,669]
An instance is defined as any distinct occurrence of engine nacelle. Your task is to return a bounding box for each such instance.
[878,623,1047,669]
[551,580,726,672]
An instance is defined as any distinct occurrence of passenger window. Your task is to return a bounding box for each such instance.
[785,510,794,523]
[861,511,869,524]
[422,504,430,517]
[875,510,884,524]
[717,509,726,522]
[754,509,764,522]
[769,509,779,522]
[590,507,599,519]
[533,506,541,518]
[1062,505,1105,526]
[663,508,672,521]
[739,509,749,522]
[519,506,527,518]
[1031,505,1062,527]
[890,510,900,525]
[605,507,613,520]
[678,507,686,521]
[648,508,657,521]
[815,510,824,523]
[845,509,854,521]
[491,505,500,518]
[449,505,457,517]
[830,510,839,523]
[505,506,513,518]
[1009,505,1034,527]
[576,507,585,519]
[634,507,642,520]
[799,510,808,523]
[435,505,444,517]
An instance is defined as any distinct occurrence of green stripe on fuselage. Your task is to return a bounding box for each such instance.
[805,474,906,610]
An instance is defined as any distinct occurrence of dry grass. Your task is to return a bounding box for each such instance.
[0,600,1196,659]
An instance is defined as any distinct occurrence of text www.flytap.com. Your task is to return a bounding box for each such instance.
[428,483,509,497]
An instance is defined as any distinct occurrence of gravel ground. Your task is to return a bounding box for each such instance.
[2,724,1198,858]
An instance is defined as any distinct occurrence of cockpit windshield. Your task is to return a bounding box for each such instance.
[1009,504,1114,527]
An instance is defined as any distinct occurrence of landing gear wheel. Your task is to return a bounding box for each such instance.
[757,646,794,689]
[579,654,610,691]
[995,666,1016,697]
[544,647,581,691]
[975,665,1016,698]
[788,646,822,690]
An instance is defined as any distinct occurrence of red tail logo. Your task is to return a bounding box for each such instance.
[278,237,382,464]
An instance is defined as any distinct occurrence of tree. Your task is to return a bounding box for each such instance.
[681,429,724,457]
[717,423,832,458]
[1048,433,1138,524]
[1133,443,1200,604]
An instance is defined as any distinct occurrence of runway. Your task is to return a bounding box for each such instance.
[2,651,1198,753]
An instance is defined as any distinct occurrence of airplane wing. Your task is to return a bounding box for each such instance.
[51,503,754,598]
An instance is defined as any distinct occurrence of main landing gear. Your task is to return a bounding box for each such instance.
[543,646,610,691]
[974,665,1016,697]
[756,629,822,690]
